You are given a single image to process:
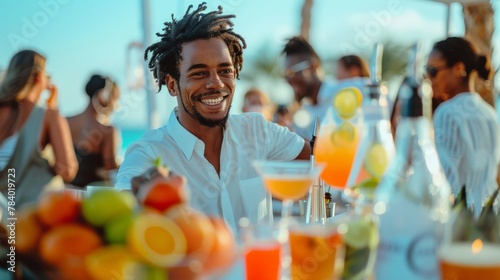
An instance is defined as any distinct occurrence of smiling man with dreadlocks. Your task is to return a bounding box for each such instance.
[115,3,310,232]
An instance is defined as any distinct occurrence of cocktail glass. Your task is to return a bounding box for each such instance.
[313,105,363,189]
[252,160,325,224]
[438,190,500,280]
[288,220,345,280]
[241,223,282,280]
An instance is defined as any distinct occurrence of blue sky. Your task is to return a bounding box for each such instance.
[1,0,499,129]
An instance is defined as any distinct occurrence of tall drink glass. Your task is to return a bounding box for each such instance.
[438,190,500,280]
[314,88,363,190]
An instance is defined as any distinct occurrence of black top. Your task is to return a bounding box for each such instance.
[70,147,104,188]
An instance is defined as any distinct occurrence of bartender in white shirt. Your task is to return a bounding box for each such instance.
[115,3,310,233]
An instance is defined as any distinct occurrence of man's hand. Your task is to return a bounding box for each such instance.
[130,167,169,195]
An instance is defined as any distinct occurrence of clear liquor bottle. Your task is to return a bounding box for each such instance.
[373,46,452,280]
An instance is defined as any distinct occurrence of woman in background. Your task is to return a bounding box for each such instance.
[427,37,499,215]
[67,74,121,187]
[0,50,77,205]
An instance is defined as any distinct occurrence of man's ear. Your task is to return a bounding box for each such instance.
[165,75,178,97]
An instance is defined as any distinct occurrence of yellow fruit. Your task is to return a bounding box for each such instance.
[363,144,389,178]
[86,245,141,280]
[128,213,186,267]
[330,122,356,147]
[333,87,362,119]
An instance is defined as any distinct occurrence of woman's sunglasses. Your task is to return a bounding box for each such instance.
[425,65,449,78]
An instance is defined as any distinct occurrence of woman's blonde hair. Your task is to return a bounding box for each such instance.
[0,50,46,104]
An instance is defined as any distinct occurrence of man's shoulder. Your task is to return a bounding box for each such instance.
[228,112,267,129]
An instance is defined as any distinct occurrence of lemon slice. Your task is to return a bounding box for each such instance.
[128,213,187,267]
[363,144,389,178]
[333,87,363,119]
[330,122,356,147]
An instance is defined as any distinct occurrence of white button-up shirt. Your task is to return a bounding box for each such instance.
[115,109,305,233]
[434,92,500,214]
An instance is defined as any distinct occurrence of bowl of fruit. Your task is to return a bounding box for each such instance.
[0,167,238,280]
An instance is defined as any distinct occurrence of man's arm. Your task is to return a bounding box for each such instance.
[294,140,311,160]
[115,143,156,191]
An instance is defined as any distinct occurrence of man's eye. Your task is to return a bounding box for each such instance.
[220,69,234,74]
[192,72,205,76]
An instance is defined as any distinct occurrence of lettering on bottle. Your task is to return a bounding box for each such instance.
[407,231,438,276]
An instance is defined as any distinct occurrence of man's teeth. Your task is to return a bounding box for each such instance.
[201,97,224,105]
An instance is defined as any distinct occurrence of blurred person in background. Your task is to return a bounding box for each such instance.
[427,37,499,215]
[67,74,121,188]
[334,54,370,90]
[241,87,274,121]
[0,50,77,205]
[282,36,337,139]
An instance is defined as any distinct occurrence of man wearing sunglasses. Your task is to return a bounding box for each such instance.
[282,36,338,139]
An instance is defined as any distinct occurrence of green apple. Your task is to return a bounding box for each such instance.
[82,189,137,227]
[104,213,135,244]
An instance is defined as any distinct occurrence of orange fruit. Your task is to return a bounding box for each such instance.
[203,217,237,274]
[39,224,102,266]
[37,190,81,227]
[58,256,93,280]
[165,205,215,262]
[86,245,142,280]
[138,175,188,212]
[15,205,44,253]
[128,212,187,267]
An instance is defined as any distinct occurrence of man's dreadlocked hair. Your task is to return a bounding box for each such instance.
[144,2,246,91]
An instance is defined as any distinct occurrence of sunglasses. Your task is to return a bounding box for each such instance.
[425,65,449,78]
[284,60,312,78]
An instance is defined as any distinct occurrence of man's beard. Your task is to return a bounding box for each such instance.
[180,95,231,128]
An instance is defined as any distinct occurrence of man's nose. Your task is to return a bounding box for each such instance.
[206,73,224,90]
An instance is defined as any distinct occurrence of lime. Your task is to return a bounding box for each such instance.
[363,144,389,178]
[333,87,362,119]
[330,122,356,147]
[342,219,378,249]
[353,178,380,201]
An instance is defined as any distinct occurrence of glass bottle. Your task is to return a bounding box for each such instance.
[373,71,452,279]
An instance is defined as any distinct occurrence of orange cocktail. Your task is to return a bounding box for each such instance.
[263,176,314,200]
[245,241,282,280]
[439,243,500,280]
[289,223,344,280]
[314,122,360,189]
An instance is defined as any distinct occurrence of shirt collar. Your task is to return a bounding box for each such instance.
[165,107,197,160]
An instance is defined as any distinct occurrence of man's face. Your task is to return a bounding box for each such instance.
[284,55,315,103]
[168,38,235,127]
